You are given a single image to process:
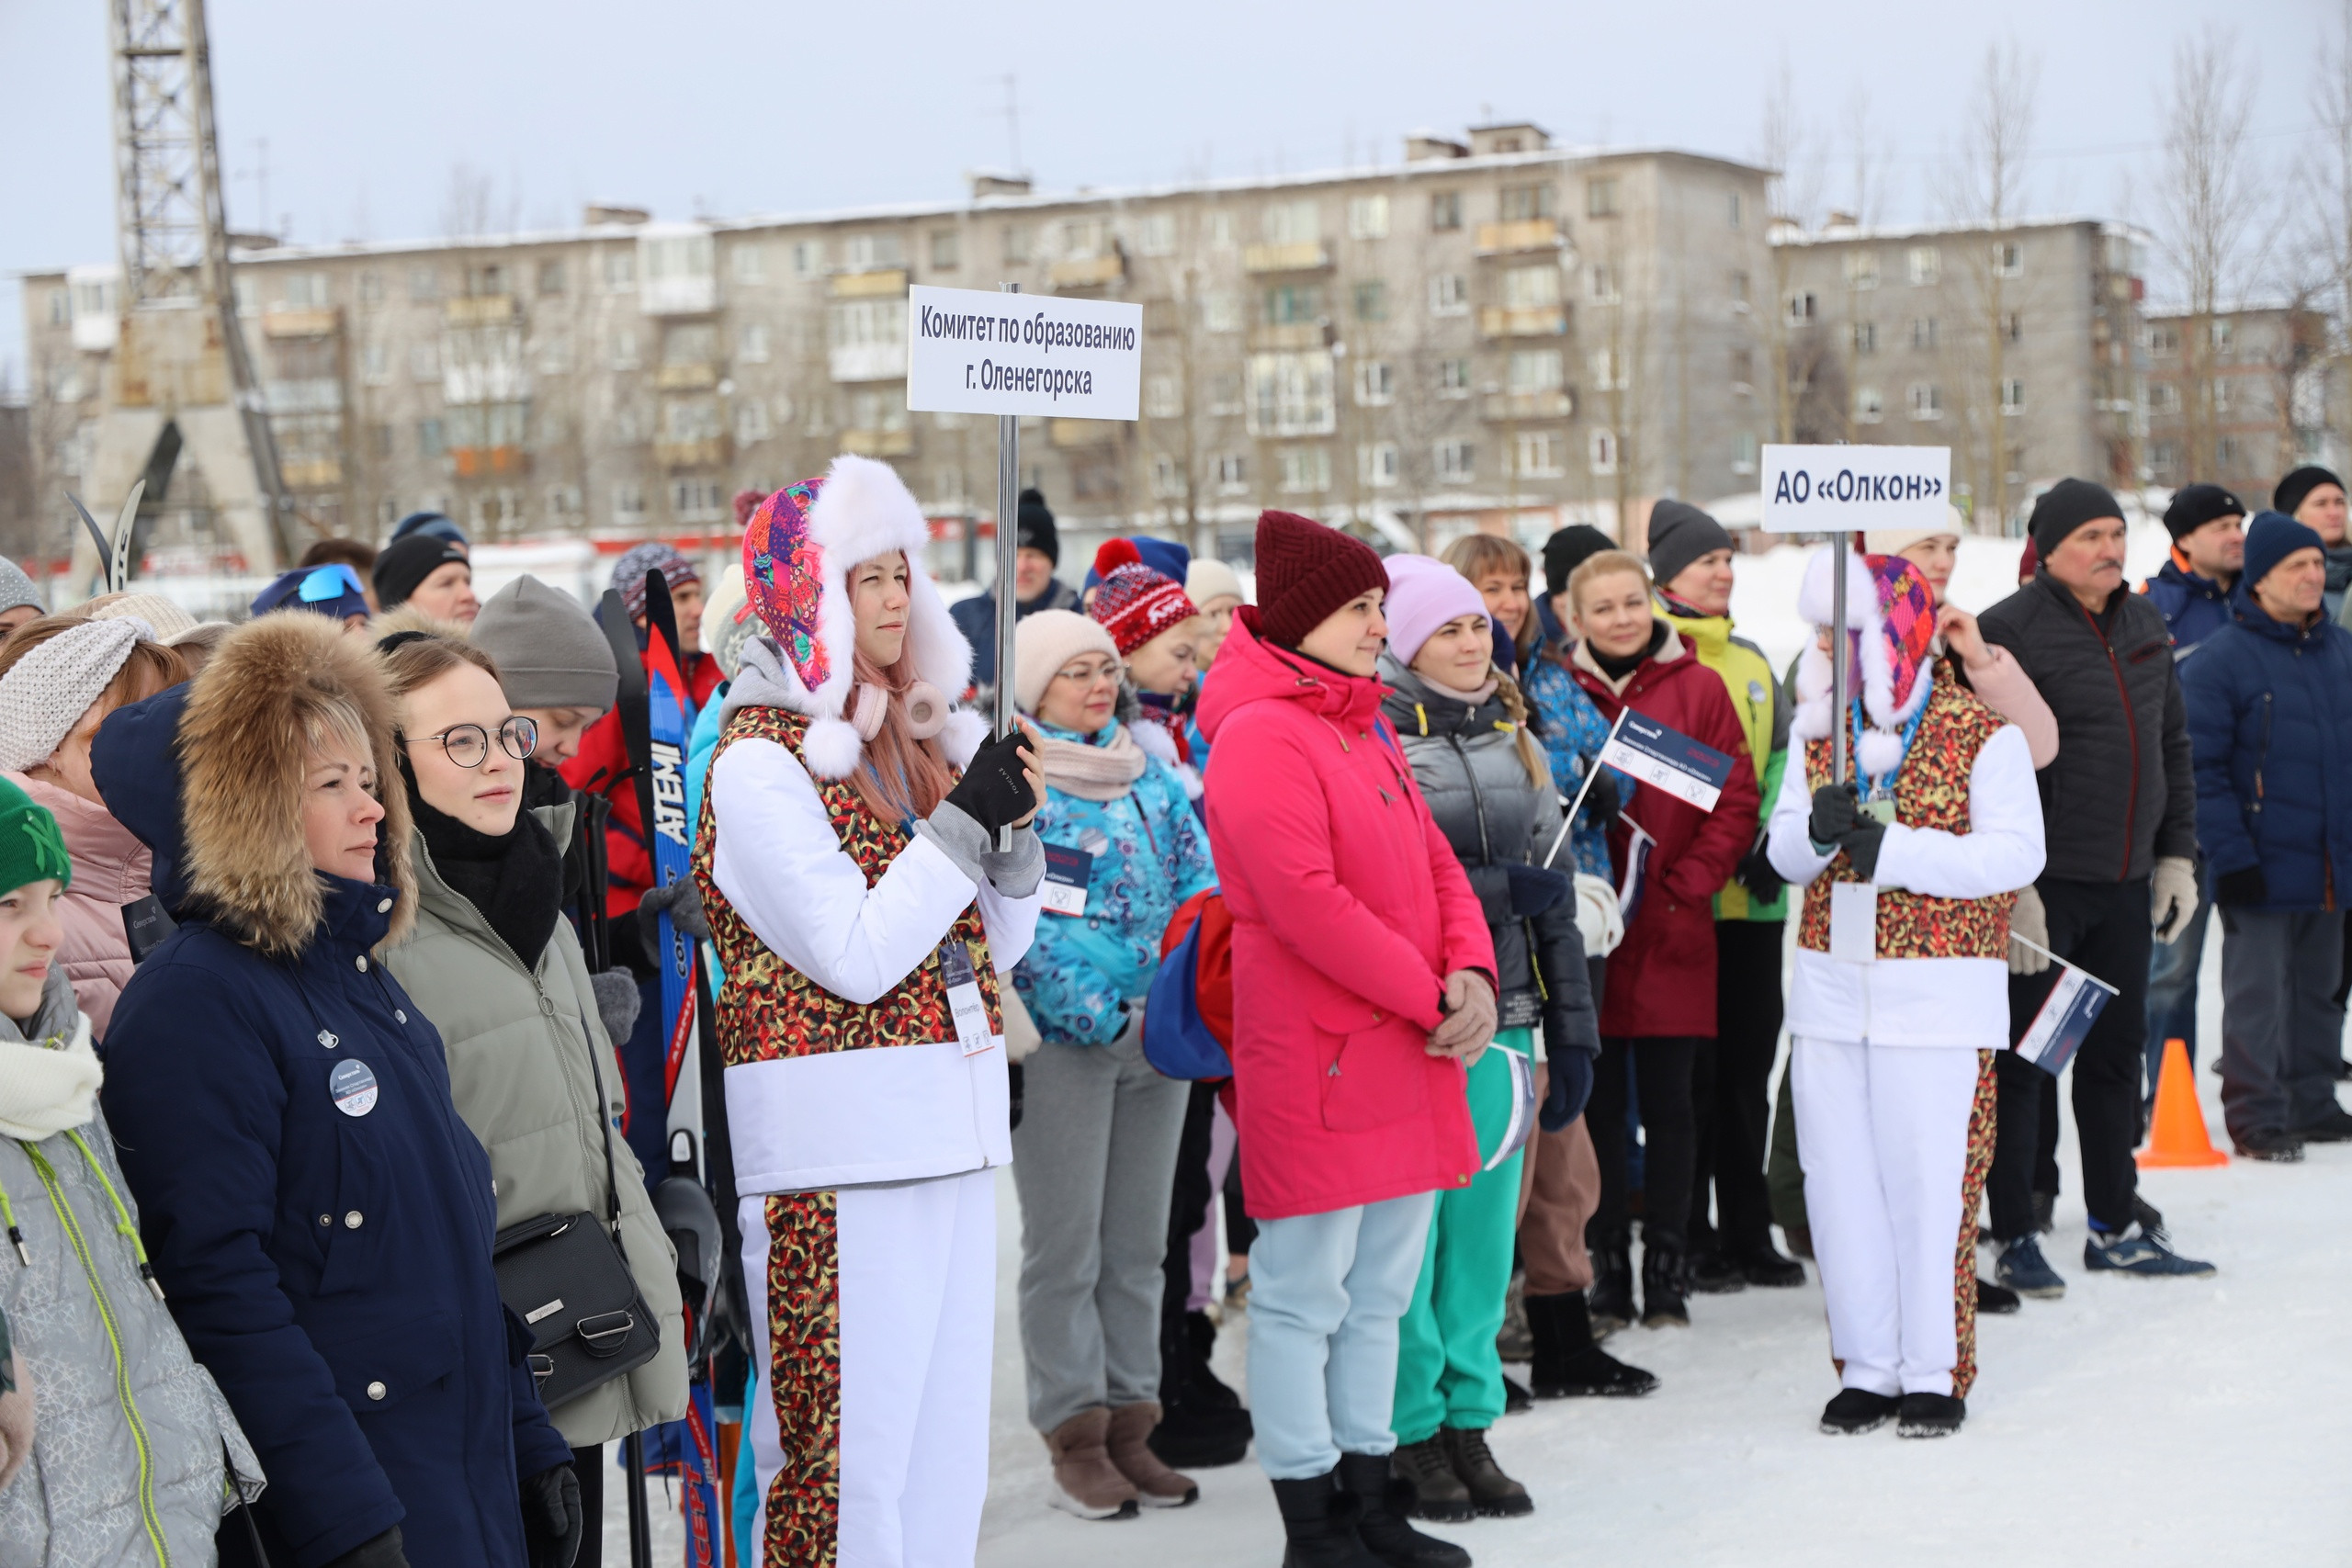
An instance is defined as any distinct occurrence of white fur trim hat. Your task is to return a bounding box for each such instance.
[1789,547,1939,778]
[1013,609,1120,715]
[0,617,147,772]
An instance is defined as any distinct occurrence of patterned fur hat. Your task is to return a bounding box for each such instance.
[1791,548,1939,778]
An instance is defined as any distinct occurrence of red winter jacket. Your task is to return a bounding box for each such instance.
[561,644,723,941]
[1197,610,1494,1221]
[1569,626,1759,1039]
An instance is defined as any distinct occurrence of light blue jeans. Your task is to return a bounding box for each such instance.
[1247,1190,1437,1480]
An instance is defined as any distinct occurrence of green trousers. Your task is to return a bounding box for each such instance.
[1392,1030,1529,1443]
[1768,1057,1809,1234]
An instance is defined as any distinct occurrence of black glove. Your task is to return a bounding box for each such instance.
[1502,861,1572,918]
[1540,1050,1594,1133]
[1736,840,1785,904]
[1008,1059,1025,1133]
[1807,782,1860,849]
[640,875,710,942]
[943,729,1037,835]
[323,1529,411,1568]
[2215,865,2268,908]
[1581,767,1621,829]
[520,1462,583,1568]
[1840,820,1887,881]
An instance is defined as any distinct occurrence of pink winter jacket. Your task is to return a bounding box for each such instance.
[7,772,148,1040]
[1197,610,1494,1221]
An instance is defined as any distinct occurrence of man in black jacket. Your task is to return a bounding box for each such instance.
[1979,479,2216,1288]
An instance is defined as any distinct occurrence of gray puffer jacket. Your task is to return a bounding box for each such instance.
[0,967,262,1566]
[383,805,688,1449]
[1378,658,1600,1057]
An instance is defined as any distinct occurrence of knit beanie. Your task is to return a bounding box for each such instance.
[0,778,70,898]
[88,592,198,641]
[1014,609,1121,713]
[251,563,370,625]
[1540,525,1613,597]
[1086,536,1190,593]
[390,511,469,549]
[1017,489,1060,565]
[1381,554,1491,668]
[2240,511,2325,592]
[373,536,469,610]
[2162,483,2245,541]
[1253,510,1390,650]
[1090,556,1198,658]
[1865,505,1967,557]
[733,489,769,529]
[471,574,618,711]
[0,558,40,617]
[1643,500,1736,592]
[2027,479,2124,558]
[700,563,760,682]
[2273,466,2344,521]
[1186,558,1245,610]
[611,542,700,622]
[0,618,144,772]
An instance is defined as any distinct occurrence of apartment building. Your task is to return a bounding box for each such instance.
[17,124,1772,574]
[2140,301,2345,502]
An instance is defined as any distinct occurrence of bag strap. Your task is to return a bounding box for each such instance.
[579,989,626,1236]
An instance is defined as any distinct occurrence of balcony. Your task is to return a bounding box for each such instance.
[1484,390,1575,422]
[653,436,731,469]
[831,268,908,299]
[263,307,341,339]
[280,457,344,490]
[1478,305,1567,338]
[1049,253,1125,288]
[1050,419,1118,448]
[265,378,343,414]
[1242,242,1331,274]
[830,342,908,382]
[450,446,527,479]
[1475,220,1563,255]
[442,296,514,327]
[654,362,718,390]
[842,426,913,457]
[1250,323,1327,352]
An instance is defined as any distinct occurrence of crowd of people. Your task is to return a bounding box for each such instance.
[0,454,2336,1568]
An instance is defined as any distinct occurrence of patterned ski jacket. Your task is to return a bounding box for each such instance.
[1521,643,1622,880]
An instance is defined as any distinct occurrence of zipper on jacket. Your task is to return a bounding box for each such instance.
[2253,693,2273,815]
[2078,599,2141,881]
[24,1141,170,1567]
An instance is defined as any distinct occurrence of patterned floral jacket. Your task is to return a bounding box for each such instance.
[1522,641,1627,880]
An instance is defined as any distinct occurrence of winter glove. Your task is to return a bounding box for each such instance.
[519,1461,582,1568]
[2151,855,2200,940]
[589,969,640,1045]
[1573,873,1625,957]
[2008,886,2052,976]
[1807,781,1860,852]
[1539,1050,1594,1133]
[942,728,1038,835]
[1007,1060,1025,1133]
[2214,865,2267,908]
[323,1529,412,1568]
[1735,840,1785,904]
[1839,820,1887,882]
[1581,767,1621,829]
[1502,861,1573,918]
[1429,970,1497,1064]
[640,875,710,942]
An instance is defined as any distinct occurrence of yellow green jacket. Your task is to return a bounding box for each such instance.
[1658,602,1789,922]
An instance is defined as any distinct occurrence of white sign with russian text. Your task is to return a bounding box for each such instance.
[1758,445,1952,535]
[906,284,1143,421]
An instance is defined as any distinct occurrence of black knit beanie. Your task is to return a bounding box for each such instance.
[2162,483,2245,541]
[1644,500,1736,592]
[1016,489,1059,566]
[1542,525,1614,597]
[2274,465,2345,522]
[2027,479,2124,558]
[373,535,469,610]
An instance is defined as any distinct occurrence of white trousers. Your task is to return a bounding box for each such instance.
[1791,1037,1978,1398]
[741,1166,997,1568]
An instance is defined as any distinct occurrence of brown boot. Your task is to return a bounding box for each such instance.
[1104,1403,1199,1507]
[1044,1407,1139,1520]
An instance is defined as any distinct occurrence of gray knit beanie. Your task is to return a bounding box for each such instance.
[1643,500,1736,593]
[0,618,144,771]
[0,558,40,617]
[470,575,617,712]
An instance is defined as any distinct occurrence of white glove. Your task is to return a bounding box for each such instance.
[1573,873,1626,957]
[2008,886,2052,976]
[2151,856,2199,945]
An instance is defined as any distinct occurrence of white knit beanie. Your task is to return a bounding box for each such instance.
[1013,609,1120,714]
[1186,558,1246,610]
[0,618,145,771]
[88,592,198,641]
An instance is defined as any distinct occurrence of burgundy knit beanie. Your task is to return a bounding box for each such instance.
[1253,510,1390,650]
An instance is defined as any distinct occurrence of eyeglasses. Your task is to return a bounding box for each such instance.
[405,716,537,769]
[1053,659,1124,685]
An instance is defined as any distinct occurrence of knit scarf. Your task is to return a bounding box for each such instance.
[410,788,564,969]
[1036,723,1149,802]
[0,967,99,1141]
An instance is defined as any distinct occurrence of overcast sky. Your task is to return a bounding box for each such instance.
[0,0,2329,387]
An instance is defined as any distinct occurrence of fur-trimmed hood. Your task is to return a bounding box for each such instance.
[95,613,415,957]
[736,453,988,778]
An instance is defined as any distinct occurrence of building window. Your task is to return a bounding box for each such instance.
[2001,378,2026,415]
[1586,348,1627,389]
[537,260,565,296]
[732,244,766,285]
[1855,386,1885,423]
[603,249,635,291]
[1262,284,1324,326]
[1132,213,1176,257]
[1730,347,1754,391]
[1590,265,1623,305]
[1588,430,1616,475]
[410,342,440,382]
[1206,372,1244,415]
[1206,211,1234,249]
[739,322,770,364]
[2148,323,2180,356]
[608,327,639,370]
[2003,311,2023,344]
[664,322,718,367]
[1146,456,1182,500]
[1352,443,1396,490]
[1509,349,1564,392]
[45,288,69,326]
[1439,357,1472,398]
[1586,177,1621,218]
[1728,192,1744,230]
[1786,291,1815,322]
[736,399,771,443]
[1353,280,1388,321]
[2151,439,2179,473]
[1430,274,1470,317]
[1002,225,1032,265]
[1262,199,1320,246]
[1429,191,1463,232]
[2217,435,2240,468]
[1852,321,1878,355]
[1908,246,1940,286]
[536,330,572,375]
[368,423,393,459]
[792,240,824,276]
[1279,446,1332,494]
[2213,318,2234,355]
[1247,352,1337,436]
[1908,382,1944,421]
[1730,269,1750,308]
[1349,195,1390,240]
[1499,183,1556,222]
[1910,317,1938,350]
[361,341,390,385]
[843,233,903,271]
[1515,431,1564,478]
[2212,378,2231,414]
[1204,292,1242,333]
[1845,252,1880,290]
[545,485,582,518]
[418,418,447,458]
[1994,242,2024,277]
[1214,453,1248,492]
[1503,265,1562,309]
[1731,432,1759,475]
[612,485,647,524]
[409,265,441,301]
[1357,359,1395,405]
[1146,374,1182,419]
[1435,439,1476,483]
[673,481,725,523]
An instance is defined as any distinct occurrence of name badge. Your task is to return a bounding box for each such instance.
[1040,843,1094,918]
[121,894,176,964]
[937,942,996,1056]
[1829,882,1878,965]
[330,1058,380,1117]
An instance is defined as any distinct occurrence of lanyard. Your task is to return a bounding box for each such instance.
[1851,694,1928,803]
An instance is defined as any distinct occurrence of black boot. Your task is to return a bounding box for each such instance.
[1640,1231,1690,1327]
[1525,1292,1659,1397]
[1587,1235,1635,1336]
[1148,1313,1251,1468]
[1271,1472,1384,1568]
[1335,1452,1470,1568]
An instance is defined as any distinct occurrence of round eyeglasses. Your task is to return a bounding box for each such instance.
[406,716,537,769]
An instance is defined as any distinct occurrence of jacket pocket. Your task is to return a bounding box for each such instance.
[1309,996,1426,1134]
[309,1308,463,1413]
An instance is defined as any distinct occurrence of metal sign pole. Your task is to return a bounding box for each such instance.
[993,282,1023,850]
[1830,528,1850,785]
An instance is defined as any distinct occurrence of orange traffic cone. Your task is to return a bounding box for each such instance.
[2137,1036,2228,1168]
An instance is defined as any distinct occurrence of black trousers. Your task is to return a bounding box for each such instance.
[1159,1080,1221,1394]
[1689,921,1783,1257]
[1585,1035,1701,1244]
[1990,877,2152,1237]
[571,1443,605,1568]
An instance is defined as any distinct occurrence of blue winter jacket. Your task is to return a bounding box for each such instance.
[1012,719,1217,1043]
[2143,557,2234,657]
[2178,593,2352,910]
[1521,643,1624,880]
[92,685,570,1568]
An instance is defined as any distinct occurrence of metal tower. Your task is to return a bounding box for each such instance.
[75,0,293,587]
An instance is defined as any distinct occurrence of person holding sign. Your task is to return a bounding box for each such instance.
[1561,551,1758,1333]
[1003,608,1217,1519]
[695,458,1046,1568]
[1767,549,2045,1438]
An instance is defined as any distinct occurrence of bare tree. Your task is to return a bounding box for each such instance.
[1758,57,1825,446]
[1938,39,2041,530]
[2297,2,2352,468]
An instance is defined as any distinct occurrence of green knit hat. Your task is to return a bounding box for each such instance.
[0,778,70,897]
